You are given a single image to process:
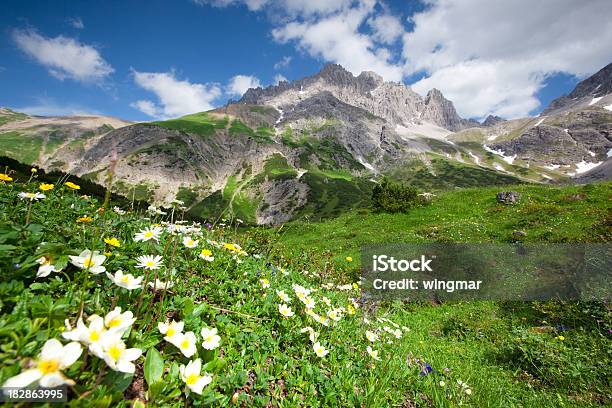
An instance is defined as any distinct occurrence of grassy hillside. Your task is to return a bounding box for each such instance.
[0,169,609,407]
[248,182,612,267]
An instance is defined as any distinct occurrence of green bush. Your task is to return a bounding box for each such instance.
[371,178,421,213]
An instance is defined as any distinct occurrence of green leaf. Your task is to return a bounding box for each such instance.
[144,347,164,386]
[103,370,134,393]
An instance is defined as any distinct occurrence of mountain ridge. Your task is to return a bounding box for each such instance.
[1,62,611,225]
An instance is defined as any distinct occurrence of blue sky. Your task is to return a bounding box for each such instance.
[1,0,610,121]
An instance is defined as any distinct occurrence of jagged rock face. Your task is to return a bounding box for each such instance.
[490,124,611,165]
[542,63,612,115]
[256,178,308,225]
[482,115,506,127]
[241,63,475,132]
[420,89,479,131]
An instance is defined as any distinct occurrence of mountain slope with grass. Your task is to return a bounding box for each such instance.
[1,62,611,224]
[0,171,609,407]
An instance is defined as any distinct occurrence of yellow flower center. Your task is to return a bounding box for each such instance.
[186,373,200,385]
[108,318,121,328]
[89,330,100,342]
[83,258,94,268]
[38,359,60,374]
[144,231,154,238]
[121,276,130,283]
[167,328,175,337]
[108,344,123,361]
[146,261,155,267]
[187,240,194,246]
[181,339,190,349]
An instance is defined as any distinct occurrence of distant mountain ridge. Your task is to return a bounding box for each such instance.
[241,63,478,132]
[1,62,611,224]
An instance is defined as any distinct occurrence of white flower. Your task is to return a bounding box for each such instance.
[322,296,331,306]
[36,256,61,278]
[62,315,106,357]
[306,309,329,326]
[276,290,290,302]
[182,236,199,248]
[148,279,174,291]
[201,327,221,350]
[147,205,166,216]
[134,226,163,242]
[136,254,163,270]
[302,296,315,309]
[2,339,81,388]
[199,249,214,262]
[439,380,446,387]
[313,342,329,358]
[104,307,136,335]
[327,309,341,322]
[300,326,318,343]
[101,336,142,373]
[180,358,212,395]
[365,330,379,342]
[278,304,294,318]
[113,206,125,215]
[465,388,472,395]
[106,270,142,290]
[292,284,311,300]
[69,250,106,274]
[393,329,402,339]
[366,346,381,361]
[173,331,197,358]
[158,320,184,343]
[260,278,270,289]
[18,192,46,201]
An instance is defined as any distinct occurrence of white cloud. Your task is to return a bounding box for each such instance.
[12,29,113,83]
[367,13,403,45]
[273,73,288,84]
[272,2,404,81]
[68,17,84,29]
[130,100,160,117]
[404,0,612,118]
[131,70,221,119]
[227,74,262,97]
[194,0,404,81]
[192,0,268,11]
[194,0,351,17]
[273,56,292,70]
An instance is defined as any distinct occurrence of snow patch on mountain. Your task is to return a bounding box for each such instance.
[588,96,603,106]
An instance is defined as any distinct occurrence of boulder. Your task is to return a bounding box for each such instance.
[497,191,520,204]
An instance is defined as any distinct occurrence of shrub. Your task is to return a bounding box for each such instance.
[371,178,421,213]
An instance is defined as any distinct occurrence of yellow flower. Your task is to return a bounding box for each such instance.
[556,335,565,341]
[104,237,121,248]
[39,183,54,191]
[200,249,213,257]
[223,243,238,252]
[65,181,81,190]
[0,173,13,182]
[346,256,353,262]
[31,168,38,173]
[77,216,93,223]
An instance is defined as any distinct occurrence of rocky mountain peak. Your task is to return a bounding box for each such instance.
[482,115,506,127]
[542,62,612,114]
[425,88,445,100]
[240,63,476,131]
[357,71,385,87]
[421,88,471,131]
